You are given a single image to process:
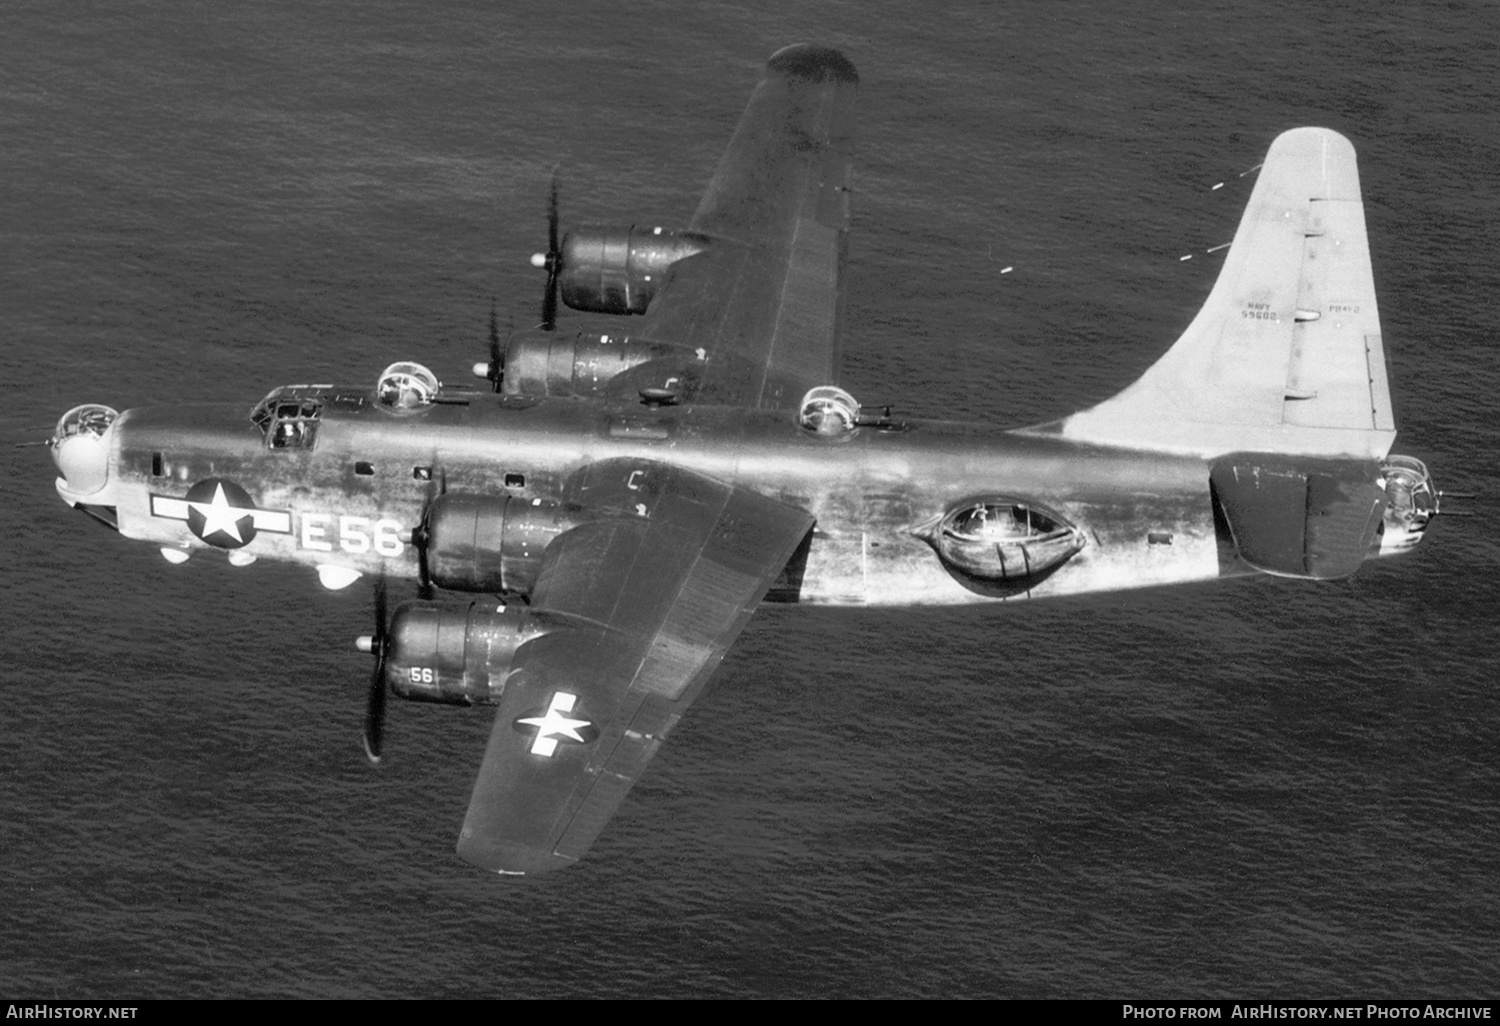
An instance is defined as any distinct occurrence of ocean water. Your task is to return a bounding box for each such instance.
[2,0,1498,998]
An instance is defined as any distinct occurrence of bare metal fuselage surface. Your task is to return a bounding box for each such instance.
[101,394,1221,607]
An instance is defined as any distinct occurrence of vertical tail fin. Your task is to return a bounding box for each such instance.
[1053,128,1397,460]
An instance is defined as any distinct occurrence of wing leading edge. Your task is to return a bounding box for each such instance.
[634,44,858,410]
[456,460,814,874]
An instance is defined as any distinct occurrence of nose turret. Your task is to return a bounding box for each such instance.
[51,404,119,505]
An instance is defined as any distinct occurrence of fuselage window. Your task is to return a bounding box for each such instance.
[355,461,375,476]
[504,472,525,489]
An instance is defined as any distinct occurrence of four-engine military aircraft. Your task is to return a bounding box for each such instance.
[49,45,1439,874]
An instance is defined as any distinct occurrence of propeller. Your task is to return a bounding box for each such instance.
[472,298,513,390]
[409,466,447,600]
[485,298,503,392]
[529,171,562,331]
[356,574,391,765]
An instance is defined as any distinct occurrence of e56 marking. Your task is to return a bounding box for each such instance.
[300,513,404,556]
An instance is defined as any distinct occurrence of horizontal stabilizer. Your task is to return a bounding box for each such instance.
[1055,128,1397,460]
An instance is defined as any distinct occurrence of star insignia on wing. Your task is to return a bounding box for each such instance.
[515,692,597,757]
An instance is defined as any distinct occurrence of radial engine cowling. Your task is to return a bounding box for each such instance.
[917,499,1086,582]
[502,329,698,399]
[424,493,584,595]
[383,599,577,705]
[558,226,711,315]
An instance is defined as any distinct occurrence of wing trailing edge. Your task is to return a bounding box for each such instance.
[1049,127,1397,460]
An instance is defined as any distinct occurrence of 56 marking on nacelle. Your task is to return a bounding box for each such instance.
[299,513,405,556]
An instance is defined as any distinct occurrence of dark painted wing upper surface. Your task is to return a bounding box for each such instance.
[456,459,814,874]
[634,44,858,410]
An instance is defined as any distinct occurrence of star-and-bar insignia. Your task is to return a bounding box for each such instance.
[514,691,598,757]
[151,478,291,549]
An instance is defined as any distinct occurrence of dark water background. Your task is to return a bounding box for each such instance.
[3,0,1498,999]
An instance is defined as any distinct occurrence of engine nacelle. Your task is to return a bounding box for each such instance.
[424,493,584,595]
[383,599,575,705]
[558,226,711,315]
[502,329,698,399]
[916,499,1086,582]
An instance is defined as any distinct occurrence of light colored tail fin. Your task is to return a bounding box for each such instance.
[1055,128,1396,460]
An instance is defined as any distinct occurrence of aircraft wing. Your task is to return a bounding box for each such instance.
[631,44,858,410]
[456,459,814,874]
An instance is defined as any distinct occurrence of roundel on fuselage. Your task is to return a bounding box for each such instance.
[183,478,260,549]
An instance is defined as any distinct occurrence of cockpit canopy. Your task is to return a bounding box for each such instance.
[251,386,328,449]
[377,361,440,410]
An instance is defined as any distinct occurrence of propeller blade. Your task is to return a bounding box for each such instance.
[361,575,390,765]
[374,570,387,634]
[363,656,388,765]
[541,276,558,331]
[413,468,446,600]
[487,297,503,392]
[416,529,433,600]
[547,170,559,257]
[540,172,560,330]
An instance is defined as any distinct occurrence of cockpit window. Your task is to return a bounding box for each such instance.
[251,388,324,450]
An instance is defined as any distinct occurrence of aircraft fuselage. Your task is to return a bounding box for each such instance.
[77,388,1228,606]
